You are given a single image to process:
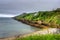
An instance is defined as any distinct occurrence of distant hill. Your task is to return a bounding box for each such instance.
[14,8,60,28]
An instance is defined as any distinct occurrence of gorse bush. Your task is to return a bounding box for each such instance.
[16,34,60,40]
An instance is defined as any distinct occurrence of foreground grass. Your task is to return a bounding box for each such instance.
[16,34,60,40]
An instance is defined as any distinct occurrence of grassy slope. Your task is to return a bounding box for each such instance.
[14,8,60,40]
[15,8,60,28]
[16,34,60,40]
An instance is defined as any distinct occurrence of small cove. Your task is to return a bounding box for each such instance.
[0,17,40,38]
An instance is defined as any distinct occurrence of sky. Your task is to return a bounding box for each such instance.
[0,14,16,17]
[0,0,60,17]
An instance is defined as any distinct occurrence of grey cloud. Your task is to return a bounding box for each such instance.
[0,0,60,15]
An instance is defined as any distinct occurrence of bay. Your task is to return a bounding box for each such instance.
[0,17,40,38]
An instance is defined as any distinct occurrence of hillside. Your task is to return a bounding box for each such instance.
[14,8,60,28]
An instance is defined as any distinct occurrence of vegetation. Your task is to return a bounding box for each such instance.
[16,34,60,40]
[15,8,60,28]
[14,8,60,40]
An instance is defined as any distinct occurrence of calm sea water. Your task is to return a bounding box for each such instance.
[0,17,40,38]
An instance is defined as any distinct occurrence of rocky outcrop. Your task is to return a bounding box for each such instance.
[14,18,51,28]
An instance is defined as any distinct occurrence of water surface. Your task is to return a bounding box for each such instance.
[0,17,40,38]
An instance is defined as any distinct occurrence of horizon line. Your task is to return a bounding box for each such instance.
[0,14,16,17]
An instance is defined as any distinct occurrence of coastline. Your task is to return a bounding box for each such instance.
[14,18,50,28]
[0,28,60,40]
[1,9,60,40]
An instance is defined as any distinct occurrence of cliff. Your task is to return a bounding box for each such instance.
[14,8,60,28]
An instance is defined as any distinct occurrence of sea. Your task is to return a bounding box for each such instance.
[0,17,40,38]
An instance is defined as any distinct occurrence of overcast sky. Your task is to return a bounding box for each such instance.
[0,0,60,17]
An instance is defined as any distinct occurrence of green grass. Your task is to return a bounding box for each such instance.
[16,34,60,40]
[15,8,60,28]
[15,8,60,40]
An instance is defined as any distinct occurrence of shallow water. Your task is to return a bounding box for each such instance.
[0,17,40,38]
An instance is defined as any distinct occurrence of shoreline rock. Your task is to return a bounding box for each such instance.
[18,28,60,38]
[0,28,60,40]
[14,18,50,28]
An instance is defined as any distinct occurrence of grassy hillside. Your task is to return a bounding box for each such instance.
[16,34,60,40]
[15,8,60,28]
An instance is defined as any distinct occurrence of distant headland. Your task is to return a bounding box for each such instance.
[14,8,60,28]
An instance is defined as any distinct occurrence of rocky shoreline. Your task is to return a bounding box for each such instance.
[0,28,60,40]
[14,18,50,28]
[14,18,59,28]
